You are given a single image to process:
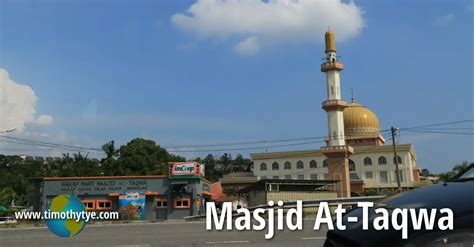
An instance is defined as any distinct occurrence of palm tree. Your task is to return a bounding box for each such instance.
[101,140,121,175]
[102,140,120,161]
[452,161,468,174]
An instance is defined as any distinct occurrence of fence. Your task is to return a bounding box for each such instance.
[184,195,385,221]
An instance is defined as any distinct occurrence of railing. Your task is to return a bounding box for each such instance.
[321,61,344,71]
[322,99,346,106]
[183,195,385,221]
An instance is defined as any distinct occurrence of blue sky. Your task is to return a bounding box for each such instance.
[0,0,472,172]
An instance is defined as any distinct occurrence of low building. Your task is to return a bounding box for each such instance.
[32,162,213,220]
[419,176,440,184]
[219,172,258,195]
[209,172,258,210]
[240,179,337,207]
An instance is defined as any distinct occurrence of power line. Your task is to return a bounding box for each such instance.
[1,118,472,156]
[0,146,104,154]
[168,140,325,153]
[410,127,474,130]
[0,139,104,155]
[0,148,76,151]
[166,136,326,149]
[197,119,473,148]
[169,130,389,150]
[400,119,474,130]
[0,135,102,151]
[401,129,474,136]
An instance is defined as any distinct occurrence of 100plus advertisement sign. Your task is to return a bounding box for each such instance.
[118,192,146,220]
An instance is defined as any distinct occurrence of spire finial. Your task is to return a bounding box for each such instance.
[324,27,336,54]
[351,88,355,103]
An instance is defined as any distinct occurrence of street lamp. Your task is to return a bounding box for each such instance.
[0,128,16,133]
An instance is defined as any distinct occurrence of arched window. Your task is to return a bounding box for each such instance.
[260,162,267,171]
[296,160,304,169]
[284,161,291,170]
[378,156,387,165]
[310,160,317,168]
[323,159,328,167]
[349,159,356,171]
[393,155,402,164]
[272,162,279,170]
[364,157,372,166]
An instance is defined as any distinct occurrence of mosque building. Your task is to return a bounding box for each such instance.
[251,30,421,196]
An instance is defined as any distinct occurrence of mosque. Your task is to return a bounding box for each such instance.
[251,30,421,196]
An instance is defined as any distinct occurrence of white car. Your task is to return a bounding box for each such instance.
[0,216,17,224]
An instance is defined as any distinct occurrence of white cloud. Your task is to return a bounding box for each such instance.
[435,13,454,25]
[0,68,53,132]
[34,115,54,126]
[234,36,260,55]
[172,0,364,54]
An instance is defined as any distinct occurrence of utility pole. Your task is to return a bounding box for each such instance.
[391,126,401,192]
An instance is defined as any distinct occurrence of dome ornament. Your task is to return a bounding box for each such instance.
[351,88,355,103]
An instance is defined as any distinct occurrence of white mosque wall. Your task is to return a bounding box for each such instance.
[251,145,418,189]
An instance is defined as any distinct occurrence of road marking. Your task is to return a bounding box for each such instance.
[206,240,250,245]
[301,237,326,240]
[114,245,151,247]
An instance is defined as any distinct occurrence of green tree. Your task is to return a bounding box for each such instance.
[115,138,185,175]
[420,168,431,177]
[232,154,253,172]
[56,154,74,177]
[101,140,120,176]
[452,161,468,174]
[71,153,102,176]
[0,187,18,207]
[0,155,41,206]
[102,140,120,161]
[202,154,218,181]
[436,161,470,182]
[219,153,231,168]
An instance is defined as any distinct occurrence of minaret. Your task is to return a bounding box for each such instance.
[320,28,353,198]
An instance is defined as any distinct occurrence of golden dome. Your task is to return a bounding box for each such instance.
[343,103,381,137]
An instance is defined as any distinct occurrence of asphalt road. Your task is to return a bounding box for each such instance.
[0,218,328,247]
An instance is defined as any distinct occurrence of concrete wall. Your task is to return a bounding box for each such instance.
[266,191,337,202]
[247,191,338,207]
[247,190,266,207]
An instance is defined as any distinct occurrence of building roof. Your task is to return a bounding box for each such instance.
[43,175,167,181]
[210,181,226,201]
[239,179,336,193]
[220,172,258,184]
[251,144,417,160]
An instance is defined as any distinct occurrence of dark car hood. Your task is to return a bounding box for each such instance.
[327,182,474,247]
[378,181,474,210]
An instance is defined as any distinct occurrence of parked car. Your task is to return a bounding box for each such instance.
[0,216,17,225]
[324,164,474,247]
